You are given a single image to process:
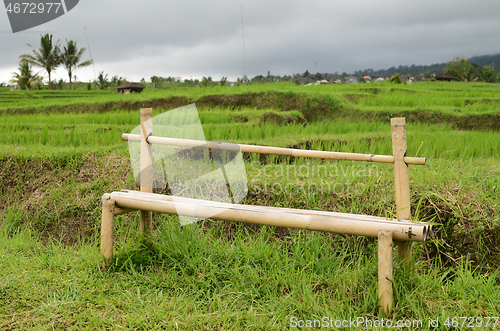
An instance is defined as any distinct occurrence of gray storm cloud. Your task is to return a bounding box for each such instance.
[1,0,500,83]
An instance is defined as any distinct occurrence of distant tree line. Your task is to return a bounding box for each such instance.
[134,54,500,89]
[445,56,497,82]
[11,44,499,89]
[468,54,500,71]
[353,55,500,82]
[353,63,448,80]
[147,76,236,88]
[247,54,500,84]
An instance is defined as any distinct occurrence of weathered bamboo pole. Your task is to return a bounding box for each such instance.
[140,108,153,237]
[109,193,428,242]
[116,190,432,236]
[101,194,115,262]
[122,133,426,165]
[391,117,412,262]
[378,230,393,315]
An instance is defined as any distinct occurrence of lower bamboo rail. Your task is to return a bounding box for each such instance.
[112,190,430,241]
[108,191,428,241]
[113,190,433,235]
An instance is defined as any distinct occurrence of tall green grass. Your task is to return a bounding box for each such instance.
[1,109,499,160]
[1,215,499,329]
[203,119,500,160]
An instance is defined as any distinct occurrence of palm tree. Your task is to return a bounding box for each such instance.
[110,76,127,87]
[60,40,93,90]
[151,76,162,89]
[20,34,60,89]
[33,75,45,90]
[201,76,213,87]
[95,71,109,90]
[9,62,38,90]
[111,75,121,87]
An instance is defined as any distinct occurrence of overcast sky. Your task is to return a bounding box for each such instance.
[1,0,500,83]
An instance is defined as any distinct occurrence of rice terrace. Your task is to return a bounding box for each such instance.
[1,81,500,329]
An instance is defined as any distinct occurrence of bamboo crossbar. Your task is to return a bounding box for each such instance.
[121,133,426,165]
[114,190,432,235]
[108,191,428,242]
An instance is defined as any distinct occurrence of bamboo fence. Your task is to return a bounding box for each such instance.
[101,108,429,315]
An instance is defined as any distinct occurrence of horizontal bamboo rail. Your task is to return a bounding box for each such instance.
[121,133,426,165]
[108,191,428,242]
[115,189,432,236]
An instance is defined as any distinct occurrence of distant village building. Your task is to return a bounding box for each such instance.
[347,76,359,84]
[407,74,425,81]
[116,82,145,94]
[363,76,372,81]
[434,73,457,82]
[295,77,313,85]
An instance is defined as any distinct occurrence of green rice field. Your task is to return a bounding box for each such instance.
[2,81,500,116]
[1,82,499,329]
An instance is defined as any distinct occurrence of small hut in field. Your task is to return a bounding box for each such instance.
[434,73,457,82]
[116,82,145,94]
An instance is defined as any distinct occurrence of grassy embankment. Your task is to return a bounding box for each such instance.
[1,82,500,329]
[2,81,500,116]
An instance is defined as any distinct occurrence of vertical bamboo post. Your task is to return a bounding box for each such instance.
[391,117,412,262]
[140,108,153,237]
[101,193,115,262]
[378,230,393,315]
